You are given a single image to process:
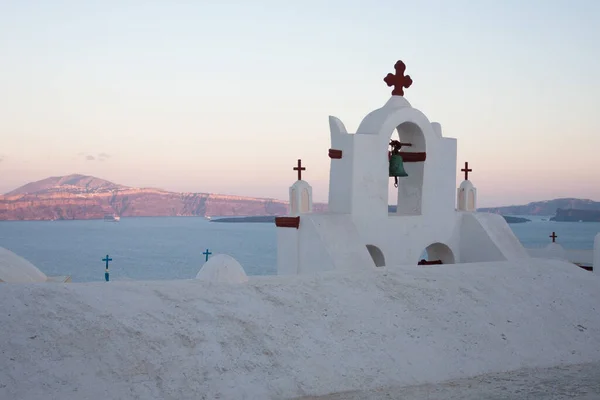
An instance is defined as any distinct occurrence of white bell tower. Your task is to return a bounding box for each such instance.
[289,159,312,215]
[457,162,477,212]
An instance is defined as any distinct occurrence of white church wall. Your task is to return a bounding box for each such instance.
[349,133,388,219]
[297,217,337,274]
[327,130,354,214]
[277,216,341,275]
[353,212,461,266]
[285,207,526,270]
[298,215,374,273]
[277,228,300,275]
[459,213,514,263]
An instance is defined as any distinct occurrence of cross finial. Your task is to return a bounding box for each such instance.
[102,254,113,282]
[202,248,212,262]
[550,232,558,243]
[461,162,473,180]
[384,60,413,96]
[293,159,306,181]
[102,254,112,268]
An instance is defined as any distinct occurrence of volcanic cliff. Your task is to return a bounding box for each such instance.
[0,174,326,221]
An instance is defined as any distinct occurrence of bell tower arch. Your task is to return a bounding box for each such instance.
[348,95,437,220]
[392,121,426,216]
[326,60,456,223]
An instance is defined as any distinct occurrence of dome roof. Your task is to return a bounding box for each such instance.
[544,243,567,260]
[195,254,248,284]
[459,180,474,189]
[0,247,47,283]
[291,179,311,188]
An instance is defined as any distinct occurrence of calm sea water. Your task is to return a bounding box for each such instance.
[1,215,598,282]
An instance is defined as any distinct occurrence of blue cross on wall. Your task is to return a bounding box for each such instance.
[102,254,112,282]
[203,249,212,262]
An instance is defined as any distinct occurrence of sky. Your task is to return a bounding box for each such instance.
[0,0,599,207]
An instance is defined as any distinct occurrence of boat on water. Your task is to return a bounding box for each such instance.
[103,214,121,222]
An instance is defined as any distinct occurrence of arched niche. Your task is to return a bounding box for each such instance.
[366,245,386,267]
[300,188,310,213]
[419,243,455,265]
[468,191,476,211]
[389,121,426,216]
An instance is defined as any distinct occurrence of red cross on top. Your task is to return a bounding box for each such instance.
[293,159,305,180]
[384,60,413,96]
[461,162,472,180]
[550,232,558,243]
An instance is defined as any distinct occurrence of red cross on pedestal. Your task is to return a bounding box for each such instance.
[293,159,305,181]
[461,162,472,180]
[550,232,558,243]
[384,60,413,96]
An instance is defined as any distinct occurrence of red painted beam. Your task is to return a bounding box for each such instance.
[399,152,426,162]
[328,149,343,159]
[275,216,300,229]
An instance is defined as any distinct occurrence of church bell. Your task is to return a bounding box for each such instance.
[389,153,408,178]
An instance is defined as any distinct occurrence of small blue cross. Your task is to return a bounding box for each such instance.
[102,254,112,282]
[202,249,212,262]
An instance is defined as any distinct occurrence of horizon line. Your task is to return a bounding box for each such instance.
[3,172,599,209]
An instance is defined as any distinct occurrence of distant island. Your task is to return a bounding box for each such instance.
[0,174,326,221]
[479,199,600,222]
[502,216,531,224]
[479,198,600,217]
[550,208,600,222]
[1,174,596,222]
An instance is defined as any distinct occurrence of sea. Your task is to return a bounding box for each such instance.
[1,215,599,283]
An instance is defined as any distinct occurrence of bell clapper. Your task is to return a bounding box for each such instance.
[389,140,411,187]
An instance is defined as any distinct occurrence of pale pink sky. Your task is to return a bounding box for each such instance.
[1,1,599,208]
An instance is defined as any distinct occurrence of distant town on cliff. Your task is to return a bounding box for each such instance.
[1,174,599,222]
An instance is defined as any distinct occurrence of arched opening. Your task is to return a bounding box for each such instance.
[457,181,477,212]
[366,245,385,267]
[300,188,310,213]
[388,121,426,216]
[418,243,455,265]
